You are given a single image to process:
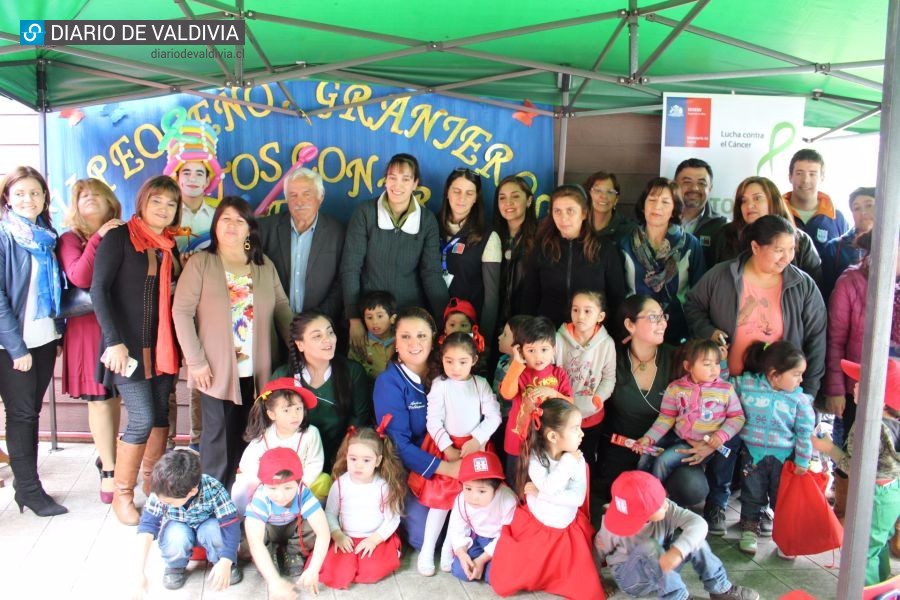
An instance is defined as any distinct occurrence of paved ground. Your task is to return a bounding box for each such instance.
[0,441,891,599]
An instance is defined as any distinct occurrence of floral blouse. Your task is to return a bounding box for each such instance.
[226,271,254,378]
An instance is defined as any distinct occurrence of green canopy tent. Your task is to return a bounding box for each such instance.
[0,2,897,596]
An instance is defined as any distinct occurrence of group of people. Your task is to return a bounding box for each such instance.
[0,144,896,599]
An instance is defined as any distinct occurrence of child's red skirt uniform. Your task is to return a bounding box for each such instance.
[408,434,495,509]
[490,477,604,600]
[318,533,402,589]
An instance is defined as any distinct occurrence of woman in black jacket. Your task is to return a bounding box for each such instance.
[492,175,538,326]
[521,184,625,326]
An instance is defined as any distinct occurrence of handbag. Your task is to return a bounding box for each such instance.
[772,460,843,556]
[58,285,93,318]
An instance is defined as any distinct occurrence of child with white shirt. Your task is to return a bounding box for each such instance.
[319,423,406,589]
[410,332,502,575]
[490,398,604,600]
[447,451,516,584]
[232,377,327,513]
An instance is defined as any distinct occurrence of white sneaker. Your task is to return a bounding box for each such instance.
[439,543,453,572]
[417,552,436,577]
[776,547,796,561]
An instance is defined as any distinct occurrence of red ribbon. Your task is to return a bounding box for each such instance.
[375,414,393,438]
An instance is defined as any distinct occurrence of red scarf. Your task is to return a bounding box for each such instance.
[127,217,178,376]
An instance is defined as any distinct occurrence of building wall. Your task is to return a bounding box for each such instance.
[0,97,40,177]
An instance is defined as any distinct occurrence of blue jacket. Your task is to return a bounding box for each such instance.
[373,361,440,478]
[820,228,865,300]
[784,191,849,256]
[0,228,63,359]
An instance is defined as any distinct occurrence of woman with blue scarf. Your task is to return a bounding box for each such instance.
[620,177,705,345]
[0,166,66,517]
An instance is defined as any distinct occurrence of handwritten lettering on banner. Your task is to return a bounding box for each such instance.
[48,80,553,223]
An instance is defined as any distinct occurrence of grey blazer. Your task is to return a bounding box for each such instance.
[258,210,344,321]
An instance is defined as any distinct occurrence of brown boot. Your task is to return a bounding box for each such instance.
[113,439,145,526]
[891,518,900,559]
[833,473,848,525]
[141,427,169,497]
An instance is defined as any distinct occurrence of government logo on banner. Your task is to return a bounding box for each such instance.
[664,96,712,148]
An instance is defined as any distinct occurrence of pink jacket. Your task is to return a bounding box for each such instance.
[825,265,900,396]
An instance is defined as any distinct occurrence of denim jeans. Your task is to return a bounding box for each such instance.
[158,518,224,570]
[739,448,783,524]
[611,539,731,600]
[450,534,495,583]
[118,375,175,444]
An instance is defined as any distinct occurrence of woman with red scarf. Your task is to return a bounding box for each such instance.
[92,175,182,525]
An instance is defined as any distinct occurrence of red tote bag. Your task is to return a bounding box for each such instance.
[772,460,843,556]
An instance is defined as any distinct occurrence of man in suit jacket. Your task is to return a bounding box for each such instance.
[258,168,344,322]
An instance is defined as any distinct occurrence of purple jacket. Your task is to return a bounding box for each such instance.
[826,265,900,397]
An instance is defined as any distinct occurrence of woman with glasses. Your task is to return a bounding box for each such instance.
[584,171,637,242]
[342,153,449,358]
[686,215,825,533]
[0,166,67,516]
[521,184,625,327]
[620,177,705,345]
[492,175,538,326]
[710,176,821,283]
[437,168,501,344]
[597,295,709,507]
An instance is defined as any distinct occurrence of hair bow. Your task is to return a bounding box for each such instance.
[375,414,393,438]
[513,395,543,441]
[345,425,358,439]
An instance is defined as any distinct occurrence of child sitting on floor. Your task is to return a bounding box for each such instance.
[134,450,241,594]
[595,470,759,600]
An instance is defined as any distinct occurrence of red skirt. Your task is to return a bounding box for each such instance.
[408,434,475,510]
[490,505,604,600]
[318,533,401,589]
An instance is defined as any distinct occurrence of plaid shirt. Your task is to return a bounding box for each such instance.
[138,474,238,538]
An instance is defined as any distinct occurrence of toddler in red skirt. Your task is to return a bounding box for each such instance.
[409,332,502,575]
[490,398,604,600]
[319,422,407,589]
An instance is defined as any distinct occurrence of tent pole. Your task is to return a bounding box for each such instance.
[174,0,232,81]
[802,106,882,143]
[569,17,627,107]
[244,28,303,115]
[634,0,709,79]
[573,104,663,118]
[647,61,881,84]
[557,74,571,185]
[836,0,900,596]
[628,0,639,78]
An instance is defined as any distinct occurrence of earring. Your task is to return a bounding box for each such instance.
[243,237,251,251]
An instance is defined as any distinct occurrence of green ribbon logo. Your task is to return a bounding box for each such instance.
[756,121,796,176]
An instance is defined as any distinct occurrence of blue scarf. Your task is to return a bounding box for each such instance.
[0,211,60,319]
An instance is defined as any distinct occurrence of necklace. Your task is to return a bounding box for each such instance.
[628,347,658,373]
[627,352,660,414]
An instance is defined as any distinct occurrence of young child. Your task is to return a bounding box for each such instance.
[734,341,815,556]
[439,297,486,352]
[555,289,616,475]
[812,358,900,585]
[490,398,603,600]
[595,470,759,600]
[134,450,241,594]
[348,290,397,380]
[319,424,406,589]
[491,314,531,475]
[412,332,502,576]
[447,451,517,584]
[500,315,572,477]
[232,377,326,513]
[633,339,744,490]
[244,447,331,599]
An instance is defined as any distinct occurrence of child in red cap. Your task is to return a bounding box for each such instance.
[595,470,759,600]
[440,297,486,354]
[812,358,900,585]
[244,447,331,600]
[446,451,516,584]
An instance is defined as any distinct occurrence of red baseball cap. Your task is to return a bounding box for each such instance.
[458,452,505,483]
[840,358,900,411]
[444,297,478,325]
[257,447,304,485]
[257,377,317,409]
[605,471,667,537]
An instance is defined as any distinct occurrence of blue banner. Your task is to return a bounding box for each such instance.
[45,80,554,224]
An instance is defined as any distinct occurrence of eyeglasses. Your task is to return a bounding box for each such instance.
[636,313,669,323]
[590,187,618,197]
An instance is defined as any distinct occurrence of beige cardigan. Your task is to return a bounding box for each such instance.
[173,251,293,404]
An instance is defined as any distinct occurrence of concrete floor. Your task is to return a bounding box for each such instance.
[0,441,889,599]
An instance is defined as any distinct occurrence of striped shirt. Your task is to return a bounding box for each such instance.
[246,483,322,526]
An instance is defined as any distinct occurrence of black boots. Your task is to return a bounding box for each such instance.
[7,423,67,517]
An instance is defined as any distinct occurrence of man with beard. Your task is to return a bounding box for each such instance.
[783,148,848,256]
[674,158,725,269]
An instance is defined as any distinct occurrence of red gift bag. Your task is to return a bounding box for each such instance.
[772,460,843,556]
